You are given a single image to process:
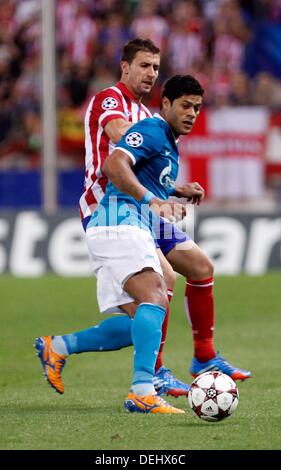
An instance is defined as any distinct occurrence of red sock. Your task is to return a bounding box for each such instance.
[185,278,216,362]
[155,290,173,372]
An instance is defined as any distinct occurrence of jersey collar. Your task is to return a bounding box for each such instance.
[153,113,179,144]
[116,81,142,104]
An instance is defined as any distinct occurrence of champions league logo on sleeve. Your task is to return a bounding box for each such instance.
[102,97,118,110]
[125,132,143,147]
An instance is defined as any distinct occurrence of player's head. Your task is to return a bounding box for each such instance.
[120,38,160,100]
[161,75,204,137]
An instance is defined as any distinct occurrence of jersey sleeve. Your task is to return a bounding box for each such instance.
[115,119,162,165]
[92,88,126,128]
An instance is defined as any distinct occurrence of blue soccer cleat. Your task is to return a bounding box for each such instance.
[153,366,190,397]
[124,392,185,414]
[190,354,252,381]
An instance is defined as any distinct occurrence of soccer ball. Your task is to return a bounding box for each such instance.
[188,371,239,422]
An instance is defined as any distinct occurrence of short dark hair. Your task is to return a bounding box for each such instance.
[162,75,204,103]
[121,38,160,64]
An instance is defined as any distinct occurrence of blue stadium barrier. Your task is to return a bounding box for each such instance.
[0,170,84,208]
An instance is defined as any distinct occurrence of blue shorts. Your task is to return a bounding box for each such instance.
[82,216,189,256]
[155,218,189,255]
[82,215,91,232]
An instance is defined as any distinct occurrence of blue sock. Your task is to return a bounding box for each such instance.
[131,303,166,387]
[61,315,133,354]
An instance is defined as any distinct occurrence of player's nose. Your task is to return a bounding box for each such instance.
[187,108,196,118]
[147,67,157,78]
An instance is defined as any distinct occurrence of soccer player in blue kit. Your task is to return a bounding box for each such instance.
[35,71,251,410]
[84,74,251,413]
[35,39,191,398]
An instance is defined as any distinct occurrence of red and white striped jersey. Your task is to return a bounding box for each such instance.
[79,81,152,221]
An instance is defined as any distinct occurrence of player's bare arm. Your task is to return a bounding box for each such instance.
[174,182,205,205]
[104,119,133,144]
[102,149,187,220]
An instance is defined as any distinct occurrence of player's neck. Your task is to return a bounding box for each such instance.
[159,111,180,139]
[120,79,142,103]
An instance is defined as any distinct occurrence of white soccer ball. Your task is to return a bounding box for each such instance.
[188,371,239,422]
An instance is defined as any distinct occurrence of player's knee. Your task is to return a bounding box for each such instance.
[153,292,169,310]
[194,257,214,279]
[204,257,214,278]
[146,285,169,311]
[155,288,169,311]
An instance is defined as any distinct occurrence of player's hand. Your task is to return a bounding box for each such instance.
[149,198,187,222]
[174,182,205,205]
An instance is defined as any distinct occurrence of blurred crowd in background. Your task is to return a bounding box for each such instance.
[1,0,281,170]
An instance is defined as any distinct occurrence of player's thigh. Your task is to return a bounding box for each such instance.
[124,268,168,310]
[166,241,214,280]
[156,248,176,290]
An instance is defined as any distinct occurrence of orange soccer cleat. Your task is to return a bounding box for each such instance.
[124,392,185,414]
[35,336,66,394]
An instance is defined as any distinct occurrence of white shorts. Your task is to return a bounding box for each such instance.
[86,225,163,314]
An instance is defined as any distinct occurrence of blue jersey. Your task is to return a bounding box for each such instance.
[88,114,179,233]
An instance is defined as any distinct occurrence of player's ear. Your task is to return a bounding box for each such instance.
[121,60,129,75]
[161,96,171,112]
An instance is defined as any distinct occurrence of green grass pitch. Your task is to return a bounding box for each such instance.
[0,274,281,450]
